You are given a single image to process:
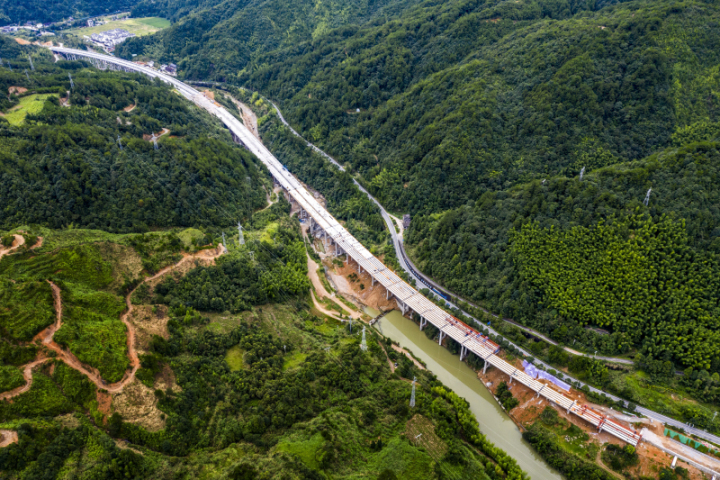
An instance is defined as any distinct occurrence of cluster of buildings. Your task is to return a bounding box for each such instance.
[133,59,177,76]
[89,29,135,51]
[0,24,54,36]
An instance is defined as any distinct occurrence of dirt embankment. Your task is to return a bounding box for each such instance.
[306,250,360,320]
[0,235,25,260]
[328,257,397,312]
[391,344,426,371]
[0,430,18,448]
[479,359,706,479]
[222,92,260,139]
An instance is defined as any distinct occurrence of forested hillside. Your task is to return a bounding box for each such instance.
[0,0,139,26]
[0,48,527,479]
[0,47,266,232]
[118,0,720,215]
[117,0,423,78]
[407,139,720,369]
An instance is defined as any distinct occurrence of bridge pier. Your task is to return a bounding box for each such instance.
[419,317,427,330]
[460,345,467,361]
[438,330,445,345]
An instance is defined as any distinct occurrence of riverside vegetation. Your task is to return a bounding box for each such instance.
[0,48,527,479]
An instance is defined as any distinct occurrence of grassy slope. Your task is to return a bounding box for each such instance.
[65,17,171,37]
[2,94,57,126]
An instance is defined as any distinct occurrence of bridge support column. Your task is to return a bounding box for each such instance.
[438,331,445,345]
[460,346,467,361]
[566,400,577,414]
[483,359,489,374]
[386,288,391,300]
[420,317,427,330]
[371,277,376,286]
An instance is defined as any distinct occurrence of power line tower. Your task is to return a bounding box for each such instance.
[237,222,245,245]
[644,188,652,206]
[24,70,30,82]
[579,166,586,181]
[151,134,158,150]
[349,319,352,334]
[221,232,227,253]
[0,58,3,67]
[27,55,34,71]
[410,376,416,408]
[117,135,123,150]
[360,326,367,351]
[68,73,74,90]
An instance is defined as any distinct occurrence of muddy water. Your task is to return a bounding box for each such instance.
[372,309,561,480]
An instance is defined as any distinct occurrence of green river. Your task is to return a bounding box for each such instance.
[370,309,562,480]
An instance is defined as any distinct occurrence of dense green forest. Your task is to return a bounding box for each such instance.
[0,48,266,232]
[118,0,424,75]
[118,0,720,216]
[0,0,139,26]
[407,140,720,369]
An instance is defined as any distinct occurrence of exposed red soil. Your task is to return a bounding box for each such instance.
[479,361,706,479]
[1,247,225,403]
[0,234,25,260]
[0,430,18,447]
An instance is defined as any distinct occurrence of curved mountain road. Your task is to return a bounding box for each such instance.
[268,101,720,445]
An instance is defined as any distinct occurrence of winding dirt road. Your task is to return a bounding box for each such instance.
[0,247,225,402]
[0,235,25,261]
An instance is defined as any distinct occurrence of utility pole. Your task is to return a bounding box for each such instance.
[237,221,245,245]
[410,376,416,408]
[360,326,367,351]
[68,73,74,90]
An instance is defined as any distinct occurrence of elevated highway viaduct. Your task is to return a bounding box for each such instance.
[49,46,649,449]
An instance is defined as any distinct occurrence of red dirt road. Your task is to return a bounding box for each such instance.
[1,247,225,401]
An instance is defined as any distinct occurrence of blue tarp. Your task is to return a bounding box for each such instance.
[522,361,571,391]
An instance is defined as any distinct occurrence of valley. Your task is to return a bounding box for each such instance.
[2,0,720,477]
